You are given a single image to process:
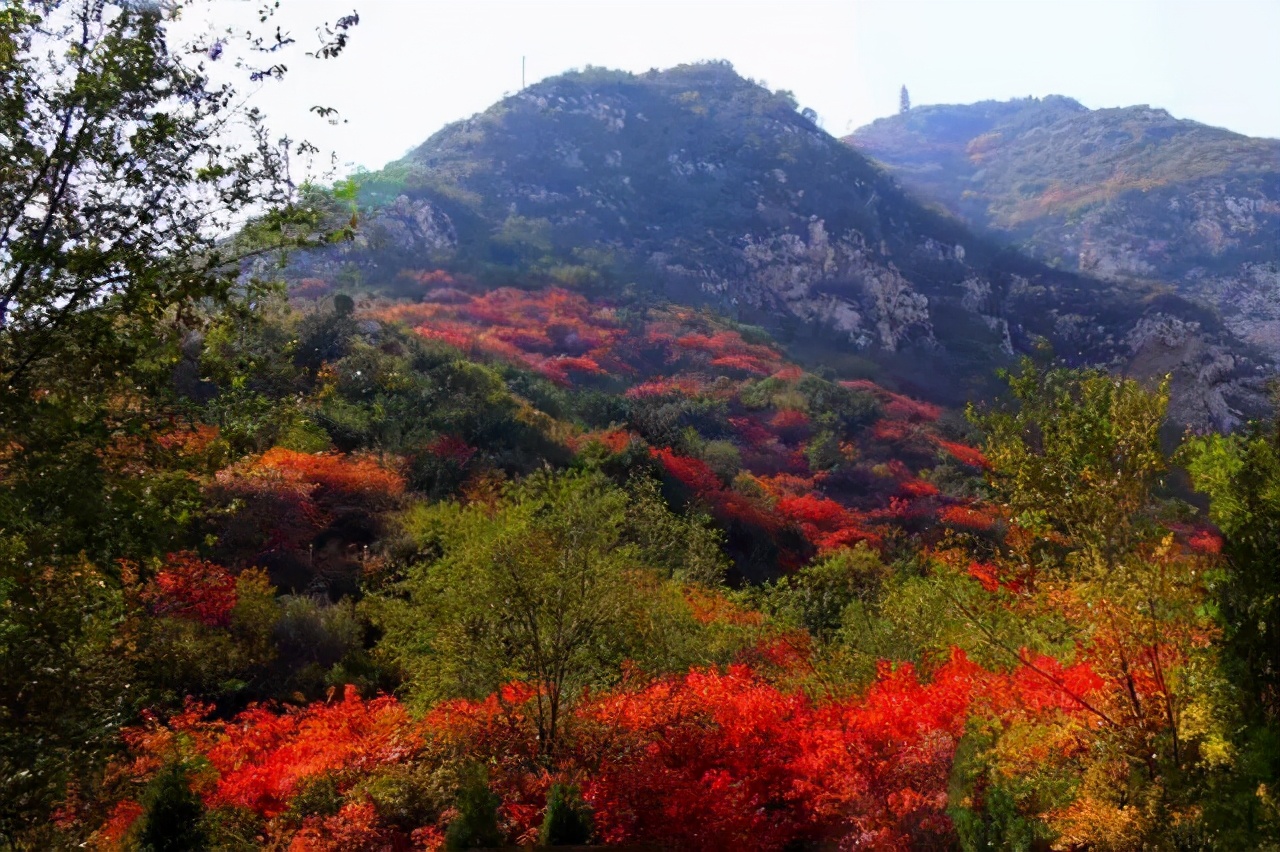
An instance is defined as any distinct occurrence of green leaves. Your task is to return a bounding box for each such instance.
[971,359,1169,572]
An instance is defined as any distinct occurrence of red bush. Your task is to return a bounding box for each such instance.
[142,553,238,627]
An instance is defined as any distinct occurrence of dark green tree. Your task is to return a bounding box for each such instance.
[539,783,594,846]
[1184,418,1280,719]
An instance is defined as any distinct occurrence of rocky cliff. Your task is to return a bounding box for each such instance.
[848,98,1280,421]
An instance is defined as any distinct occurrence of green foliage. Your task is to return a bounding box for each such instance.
[139,763,209,852]
[762,545,887,643]
[370,470,715,753]
[0,556,134,841]
[539,783,594,846]
[701,439,742,483]
[1184,420,1280,716]
[444,768,503,850]
[970,359,1169,571]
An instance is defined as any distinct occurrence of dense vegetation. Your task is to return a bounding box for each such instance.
[5,3,1280,851]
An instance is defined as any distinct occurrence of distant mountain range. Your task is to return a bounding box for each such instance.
[849,97,1280,379]
[294,64,1270,428]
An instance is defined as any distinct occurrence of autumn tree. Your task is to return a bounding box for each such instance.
[957,363,1246,847]
[369,470,714,756]
[0,1,358,840]
[969,360,1169,572]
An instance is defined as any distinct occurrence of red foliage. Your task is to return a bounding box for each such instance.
[934,438,990,469]
[579,666,816,849]
[400,268,457,286]
[624,377,703,399]
[871,419,914,443]
[101,648,1123,850]
[253,449,405,500]
[939,504,999,533]
[777,494,882,553]
[1186,528,1223,555]
[193,686,419,819]
[650,447,723,494]
[142,553,238,627]
[840,381,940,423]
[965,560,1026,595]
[795,652,981,847]
[288,800,401,852]
[899,479,941,499]
[573,428,636,455]
[426,435,477,465]
[709,354,773,375]
[376,287,628,387]
[96,800,144,847]
[770,409,812,442]
[729,416,777,449]
[291,278,333,300]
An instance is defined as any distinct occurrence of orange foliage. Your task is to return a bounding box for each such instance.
[939,503,1000,532]
[253,449,405,499]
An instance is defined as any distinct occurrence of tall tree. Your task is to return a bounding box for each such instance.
[369,471,722,756]
[0,2,357,841]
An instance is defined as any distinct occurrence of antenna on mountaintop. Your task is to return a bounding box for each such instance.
[522,56,526,90]
[899,85,911,114]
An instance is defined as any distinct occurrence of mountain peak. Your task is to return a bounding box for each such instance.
[334,68,1267,425]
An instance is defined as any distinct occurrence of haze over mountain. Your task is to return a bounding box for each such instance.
[303,63,1267,427]
[849,98,1280,380]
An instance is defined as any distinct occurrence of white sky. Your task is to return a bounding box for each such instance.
[202,0,1280,173]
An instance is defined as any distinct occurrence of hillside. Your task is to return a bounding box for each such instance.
[11,22,1280,851]
[289,63,1267,428]
[849,98,1280,376]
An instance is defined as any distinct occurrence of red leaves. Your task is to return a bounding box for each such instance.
[899,478,941,499]
[211,449,404,561]
[101,650,1126,850]
[376,287,626,386]
[624,376,703,399]
[776,494,882,554]
[650,447,723,494]
[939,504,1000,533]
[1186,528,1223,554]
[580,666,815,849]
[770,409,812,443]
[934,438,989,469]
[142,552,237,627]
[200,686,418,819]
[426,435,477,465]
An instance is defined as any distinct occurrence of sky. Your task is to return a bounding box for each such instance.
[194,0,1280,173]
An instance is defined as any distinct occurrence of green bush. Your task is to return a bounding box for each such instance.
[539,783,593,846]
[444,768,503,850]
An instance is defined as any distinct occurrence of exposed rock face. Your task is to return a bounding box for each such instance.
[1124,313,1268,431]
[362,196,458,255]
[738,220,933,350]
[847,97,1279,425]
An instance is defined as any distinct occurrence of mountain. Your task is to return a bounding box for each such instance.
[299,64,1267,427]
[848,97,1280,381]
